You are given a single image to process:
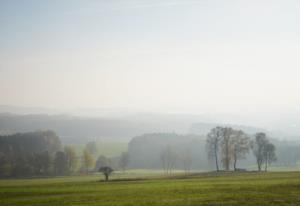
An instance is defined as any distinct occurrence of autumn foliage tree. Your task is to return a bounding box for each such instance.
[64,146,78,174]
[82,149,94,174]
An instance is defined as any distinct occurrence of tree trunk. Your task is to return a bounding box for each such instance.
[265,159,268,172]
[225,138,230,171]
[264,155,268,172]
[234,157,237,171]
[105,174,108,181]
[215,145,219,172]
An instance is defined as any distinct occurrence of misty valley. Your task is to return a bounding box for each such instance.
[1,113,300,206]
[0,113,300,177]
[2,0,300,205]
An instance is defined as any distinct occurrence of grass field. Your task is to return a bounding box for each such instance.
[1,171,300,206]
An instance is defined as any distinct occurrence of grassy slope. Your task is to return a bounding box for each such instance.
[1,172,300,206]
[70,141,128,157]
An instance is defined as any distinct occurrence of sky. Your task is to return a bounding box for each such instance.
[1,0,300,115]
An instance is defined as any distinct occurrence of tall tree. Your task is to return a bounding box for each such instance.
[160,146,177,174]
[263,142,276,172]
[33,151,51,175]
[82,149,94,174]
[0,151,12,177]
[64,146,78,174]
[181,150,192,174]
[251,132,269,171]
[231,130,250,171]
[206,127,223,171]
[54,151,68,175]
[220,127,235,171]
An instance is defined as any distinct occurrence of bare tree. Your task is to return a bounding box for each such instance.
[231,130,250,171]
[251,132,269,172]
[206,127,223,171]
[263,142,276,172]
[181,150,192,174]
[160,146,177,174]
[220,127,235,171]
[160,149,167,173]
[207,127,251,171]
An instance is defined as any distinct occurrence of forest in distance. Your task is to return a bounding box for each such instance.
[1,124,299,178]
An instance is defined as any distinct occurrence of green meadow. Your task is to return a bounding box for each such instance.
[1,171,300,206]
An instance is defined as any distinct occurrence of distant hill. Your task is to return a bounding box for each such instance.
[2,105,300,140]
[0,113,138,143]
[0,113,196,143]
[189,122,266,136]
[0,113,272,144]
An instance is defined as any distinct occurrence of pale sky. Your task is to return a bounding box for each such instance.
[1,0,300,115]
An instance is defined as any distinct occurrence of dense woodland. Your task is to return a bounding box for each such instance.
[0,131,61,177]
[0,131,127,177]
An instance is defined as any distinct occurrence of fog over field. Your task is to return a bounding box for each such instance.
[0,105,300,141]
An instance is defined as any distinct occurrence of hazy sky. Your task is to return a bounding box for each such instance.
[1,0,300,114]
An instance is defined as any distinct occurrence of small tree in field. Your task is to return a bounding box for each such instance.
[95,155,110,170]
[99,166,113,181]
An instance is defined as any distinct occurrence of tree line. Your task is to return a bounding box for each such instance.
[206,127,276,172]
[0,131,129,178]
[0,127,288,179]
[158,127,277,174]
[0,131,61,177]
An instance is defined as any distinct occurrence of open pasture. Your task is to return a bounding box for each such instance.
[1,171,300,206]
